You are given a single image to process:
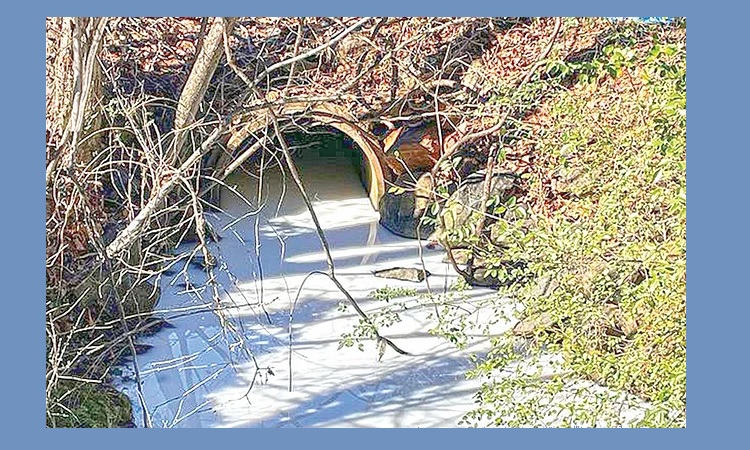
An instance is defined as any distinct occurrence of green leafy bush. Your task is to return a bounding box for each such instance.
[464,23,686,427]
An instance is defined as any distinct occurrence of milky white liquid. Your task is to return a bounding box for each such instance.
[115,149,500,428]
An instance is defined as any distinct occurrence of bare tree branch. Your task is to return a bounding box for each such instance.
[222,21,411,363]
[105,125,223,259]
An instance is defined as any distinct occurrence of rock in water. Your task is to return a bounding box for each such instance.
[379,172,436,239]
[439,171,518,232]
[373,267,431,282]
[442,248,474,265]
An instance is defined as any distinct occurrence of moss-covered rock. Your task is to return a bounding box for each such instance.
[48,267,162,428]
[379,172,437,239]
[47,380,133,428]
[435,171,518,246]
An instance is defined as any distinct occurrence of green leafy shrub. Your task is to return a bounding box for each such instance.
[464,22,686,427]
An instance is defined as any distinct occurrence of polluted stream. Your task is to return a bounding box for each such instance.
[113,142,509,428]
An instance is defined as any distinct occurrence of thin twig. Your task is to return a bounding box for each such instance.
[105,125,224,259]
[472,18,563,245]
[430,18,564,176]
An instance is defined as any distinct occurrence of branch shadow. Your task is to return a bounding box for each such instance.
[118,151,503,428]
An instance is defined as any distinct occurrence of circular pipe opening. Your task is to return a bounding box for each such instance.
[222,102,387,210]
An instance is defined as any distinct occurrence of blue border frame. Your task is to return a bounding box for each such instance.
[10,1,742,447]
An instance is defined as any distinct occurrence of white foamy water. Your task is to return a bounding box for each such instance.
[114,149,506,428]
[114,149,655,428]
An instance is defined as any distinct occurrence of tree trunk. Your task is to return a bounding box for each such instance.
[170,17,237,165]
[46,17,107,182]
[105,17,237,258]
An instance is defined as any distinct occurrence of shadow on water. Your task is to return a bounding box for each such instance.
[213,351,486,428]
[117,138,501,428]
